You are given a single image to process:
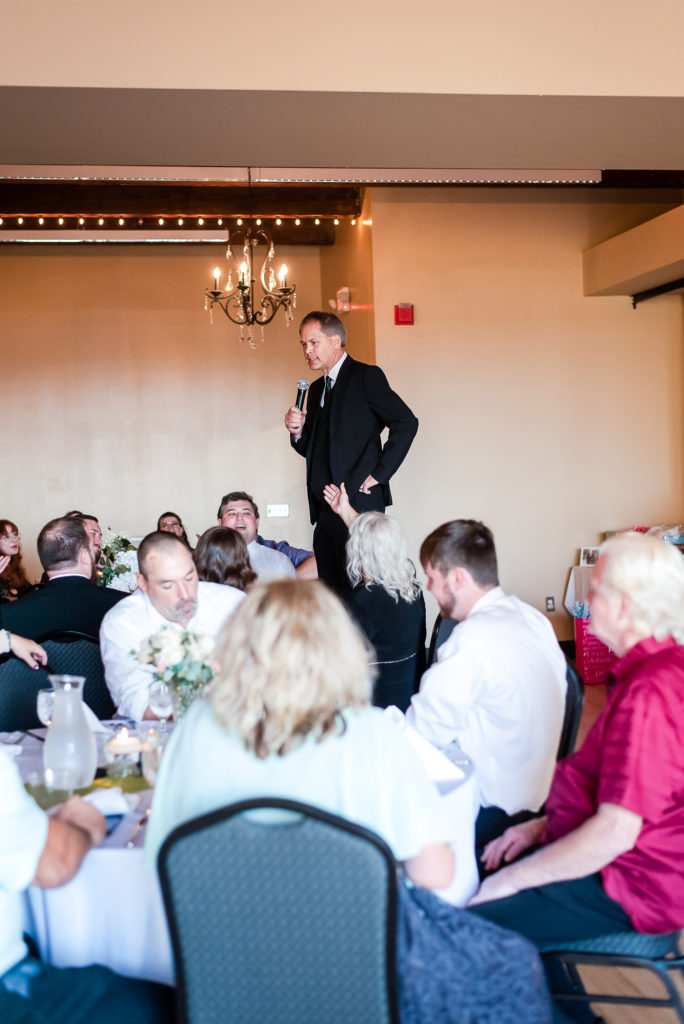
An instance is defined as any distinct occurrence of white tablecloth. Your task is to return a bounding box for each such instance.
[15,732,174,985]
[13,718,479,984]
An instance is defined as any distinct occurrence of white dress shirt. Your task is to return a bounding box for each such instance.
[248,540,296,580]
[0,750,48,976]
[319,351,347,406]
[100,582,244,721]
[406,587,567,814]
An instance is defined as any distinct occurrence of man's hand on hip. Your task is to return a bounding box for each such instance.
[359,475,379,494]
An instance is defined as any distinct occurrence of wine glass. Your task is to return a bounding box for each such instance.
[148,680,173,734]
[36,688,55,726]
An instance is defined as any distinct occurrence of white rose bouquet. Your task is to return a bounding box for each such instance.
[135,627,216,718]
[98,527,138,592]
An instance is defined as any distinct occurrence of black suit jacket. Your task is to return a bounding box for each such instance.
[0,575,125,640]
[292,355,419,523]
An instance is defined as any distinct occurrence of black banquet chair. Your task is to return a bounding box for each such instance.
[542,929,684,1021]
[556,662,585,761]
[426,615,458,668]
[158,798,400,1024]
[0,654,51,730]
[37,630,116,720]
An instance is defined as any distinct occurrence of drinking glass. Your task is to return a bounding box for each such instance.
[141,728,164,787]
[36,688,55,726]
[148,680,174,734]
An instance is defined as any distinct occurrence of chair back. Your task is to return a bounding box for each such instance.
[37,631,116,720]
[426,615,458,667]
[0,654,51,730]
[556,662,585,761]
[158,798,400,1024]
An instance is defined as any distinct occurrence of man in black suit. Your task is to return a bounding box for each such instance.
[284,311,418,595]
[0,517,124,639]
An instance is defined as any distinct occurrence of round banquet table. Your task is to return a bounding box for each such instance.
[9,717,480,985]
[12,730,175,985]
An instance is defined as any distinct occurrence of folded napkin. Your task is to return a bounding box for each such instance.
[84,787,138,814]
[0,731,24,744]
[0,744,22,759]
[384,705,465,783]
[82,702,110,733]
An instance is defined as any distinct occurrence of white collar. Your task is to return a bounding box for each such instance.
[326,351,347,384]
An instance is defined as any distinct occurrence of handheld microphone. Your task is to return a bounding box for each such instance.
[295,378,309,410]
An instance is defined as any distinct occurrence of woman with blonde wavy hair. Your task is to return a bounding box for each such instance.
[146,579,455,891]
[324,483,426,711]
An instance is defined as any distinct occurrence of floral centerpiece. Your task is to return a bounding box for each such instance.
[98,528,138,592]
[135,627,216,719]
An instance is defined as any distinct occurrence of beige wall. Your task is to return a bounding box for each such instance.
[319,196,376,364]
[3,0,684,97]
[369,188,684,636]
[3,189,684,642]
[1,243,322,577]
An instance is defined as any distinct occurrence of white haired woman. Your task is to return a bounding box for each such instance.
[145,579,454,890]
[323,482,425,712]
[469,533,684,1021]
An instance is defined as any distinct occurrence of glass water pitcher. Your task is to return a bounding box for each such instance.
[43,675,97,788]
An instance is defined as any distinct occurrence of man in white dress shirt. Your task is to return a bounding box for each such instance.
[100,532,244,721]
[217,492,296,580]
[406,520,566,850]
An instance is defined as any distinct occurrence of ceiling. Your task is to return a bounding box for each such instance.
[2,87,684,242]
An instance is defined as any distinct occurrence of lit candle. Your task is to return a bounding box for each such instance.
[213,267,221,292]
[104,726,142,778]
[278,264,288,288]
[105,726,141,757]
[240,261,248,285]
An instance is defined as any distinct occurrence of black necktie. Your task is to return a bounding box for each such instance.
[325,376,333,393]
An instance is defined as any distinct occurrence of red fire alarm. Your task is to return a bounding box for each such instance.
[394,303,414,325]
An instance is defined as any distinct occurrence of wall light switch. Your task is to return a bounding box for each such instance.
[266,504,289,518]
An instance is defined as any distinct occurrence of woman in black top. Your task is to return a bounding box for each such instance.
[325,483,425,711]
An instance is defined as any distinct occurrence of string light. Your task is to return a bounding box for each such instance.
[4,210,350,235]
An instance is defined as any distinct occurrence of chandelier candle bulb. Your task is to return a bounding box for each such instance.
[213,267,221,291]
[205,224,296,340]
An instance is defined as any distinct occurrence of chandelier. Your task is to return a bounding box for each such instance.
[204,224,296,347]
